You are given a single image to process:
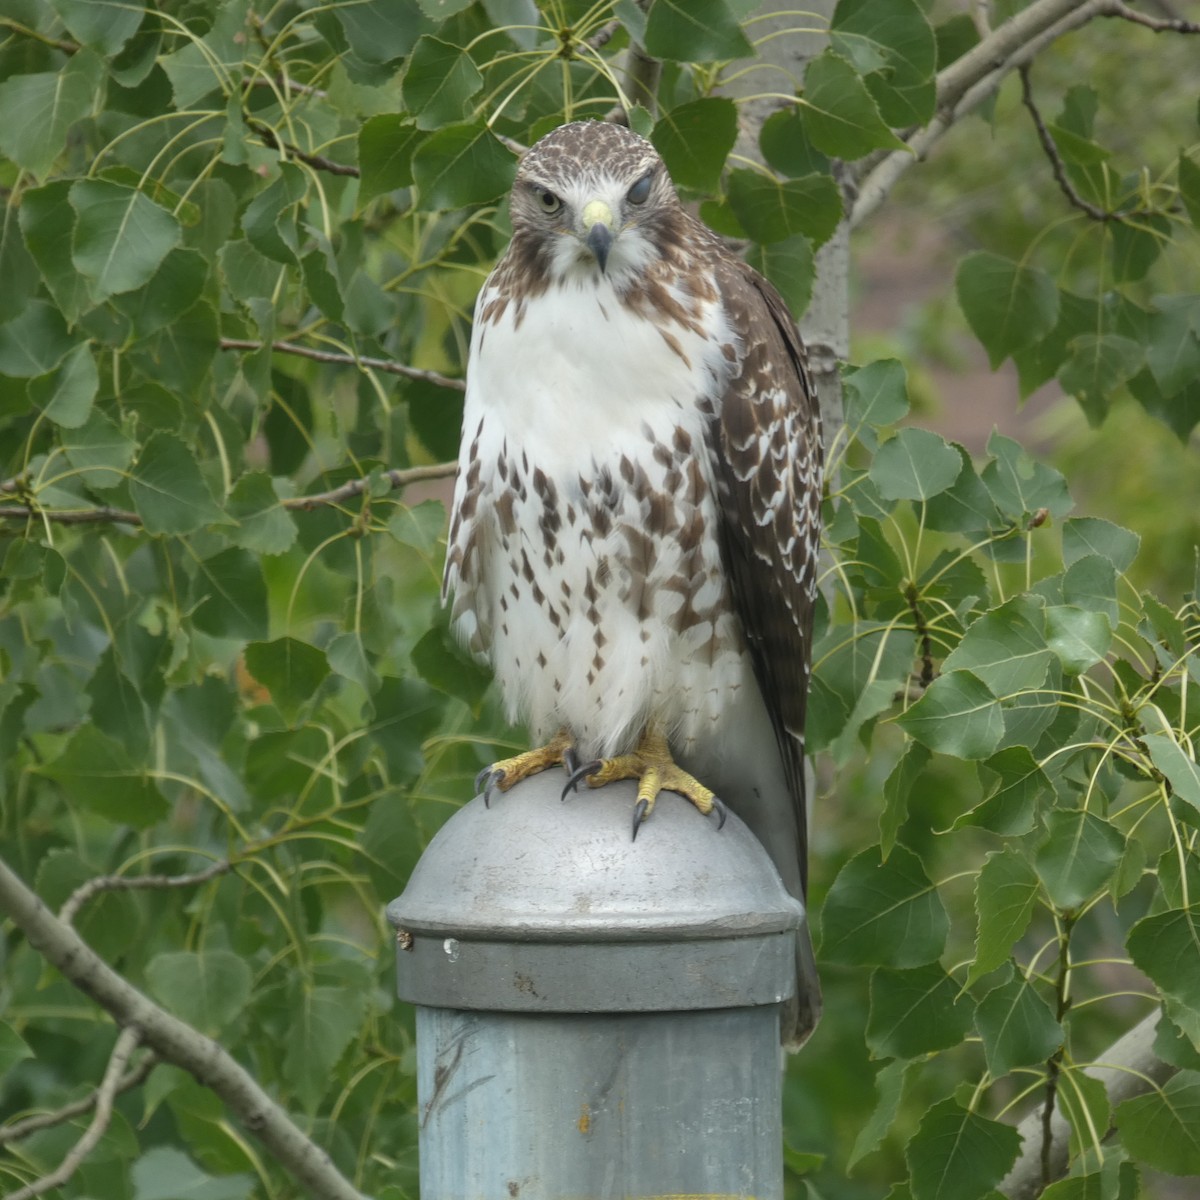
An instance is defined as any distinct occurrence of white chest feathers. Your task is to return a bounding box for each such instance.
[445,274,755,759]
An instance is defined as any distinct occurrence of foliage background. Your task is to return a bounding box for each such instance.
[1,1,1199,1198]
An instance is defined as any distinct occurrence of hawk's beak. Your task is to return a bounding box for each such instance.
[582,199,614,274]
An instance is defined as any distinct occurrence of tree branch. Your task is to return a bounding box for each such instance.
[1106,0,1200,31]
[59,860,233,927]
[247,120,359,177]
[851,0,1110,226]
[999,1008,1176,1199]
[218,337,465,391]
[0,855,367,1200]
[0,462,456,529]
[0,1050,157,1146]
[7,1026,142,1200]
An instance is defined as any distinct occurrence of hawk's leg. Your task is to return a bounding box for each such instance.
[476,729,578,806]
[563,727,728,840]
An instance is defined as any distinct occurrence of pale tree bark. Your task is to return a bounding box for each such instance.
[0,855,367,1200]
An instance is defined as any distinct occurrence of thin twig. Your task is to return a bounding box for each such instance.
[250,74,330,100]
[0,1052,158,1146]
[60,860,233,927]
[248,120,359,177]
[218,337,465,391]
[0,855,367,1200]
[1107,0,1200,30]
[7,1027,142,1200]
[0,463,455,529]
[291,463,457,511]
[1018,67,1111,221]
[0,17,77,53]
[0,505,141,526]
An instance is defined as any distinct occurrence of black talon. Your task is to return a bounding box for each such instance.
[711,795,728,830]
[562,745,581,781]
[479,768,504,808]
[630,797,649,841]
[561,759,601,801]
[475,765,494,793]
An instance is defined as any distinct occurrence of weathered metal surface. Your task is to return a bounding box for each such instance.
[388,769,802,1200]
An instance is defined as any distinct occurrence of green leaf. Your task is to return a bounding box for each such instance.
[412,122,517,209]
[62,409,136,489]
[981,432,1073,524]
[327,632,381,697]
[830,0,937,126]
[243,638,330,724]
[28,341,97,428]
[726,170,842,247]
[112,246,208,336]
[241,167,304,265]
[1057,1071,1111,1163]
[954,747,1049,836]
[1116,1071,1200,1175]
[1062,555,1118,626]
[1180,152,1200,229]
[906,1098,1023,1200]
[943,596,1053,697]
[40,724,168,828]
[801,50,907,159]
[0,299,80,378]
[975,977,1062,1077]
[1035,809,1124,910]
[848,1059,911,1170]
[226,472,298,555]
[1062,516,1139,572]
[1044,605,1111,675]
[968,847,1041,986]
[69,180,182,303]
[130,431,227,535]
[336,1,428,65]
[744,235,815,316]
[0,1021,33,1075]
[956,253,1059,368]
[412,626,491,711]
[19,180,92,321]
[925,445,1004,533]
[1145,300,1200,398]
[1057,334,1142,425]
[652,98,738,192]
[1128,907,1200,1044]
[642,0,753,62]
[132,1146,253,1200]
[844,358,910,430]
[283,981,367,1111]
[820,842,949,967]
[159,3,250,107]
[190,549,268,642]
[867,963,974,1059]
[0,50,102,178]
[870,427,962,502]
[49,0,143,57]
[145,950,252,1036]
[358,116,421,205]
[881,742,929,857]
[1140,706,1200,816]
[896,671,1005,760]
[402,37,483,131]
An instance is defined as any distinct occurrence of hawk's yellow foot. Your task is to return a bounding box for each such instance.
[476,730,579,806]
[562,728,728,840]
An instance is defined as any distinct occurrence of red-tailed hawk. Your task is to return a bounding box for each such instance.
[442,121,823,1044]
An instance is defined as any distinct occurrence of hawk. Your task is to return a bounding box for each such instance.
[442,121,823,1045]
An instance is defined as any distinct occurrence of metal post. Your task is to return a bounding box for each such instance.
[386,770,807,1200]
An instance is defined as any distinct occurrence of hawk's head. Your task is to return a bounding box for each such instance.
[509,121,685,288]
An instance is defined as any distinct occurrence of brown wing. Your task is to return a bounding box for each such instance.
[710,254,823,894]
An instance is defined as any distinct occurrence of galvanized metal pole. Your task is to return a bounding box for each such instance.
[387,770,809,1200]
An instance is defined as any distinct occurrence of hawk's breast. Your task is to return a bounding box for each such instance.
[445,271,757,759]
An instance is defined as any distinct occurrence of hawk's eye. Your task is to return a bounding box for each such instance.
[626,172,653,206]
[533,187,562,214]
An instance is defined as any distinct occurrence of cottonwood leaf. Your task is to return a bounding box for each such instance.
[402,37,483,131]
[867,963,974,1059]
[412,122,516,209]
[975,977,1062,1077]
[145,951,252,1036]
[243,638,329,724]
[283,981,367,1112]
[1035,809,1124,910]
[896,671,1005,760]
[1045,605,1111,675]
[40,725,167,828]
[801,50,907,158]
[870,427,962,501]
[849,1059,912,1169]
[820,842,948,967]
[1116,1071,1200,1175]
[652,99,738,193]
[642,0,753,62]
[130,431,227,534]
[968,847,1040,986]
[943,596,1052,697]
[906,1098,1022,1200]
[957,253,1059,368]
